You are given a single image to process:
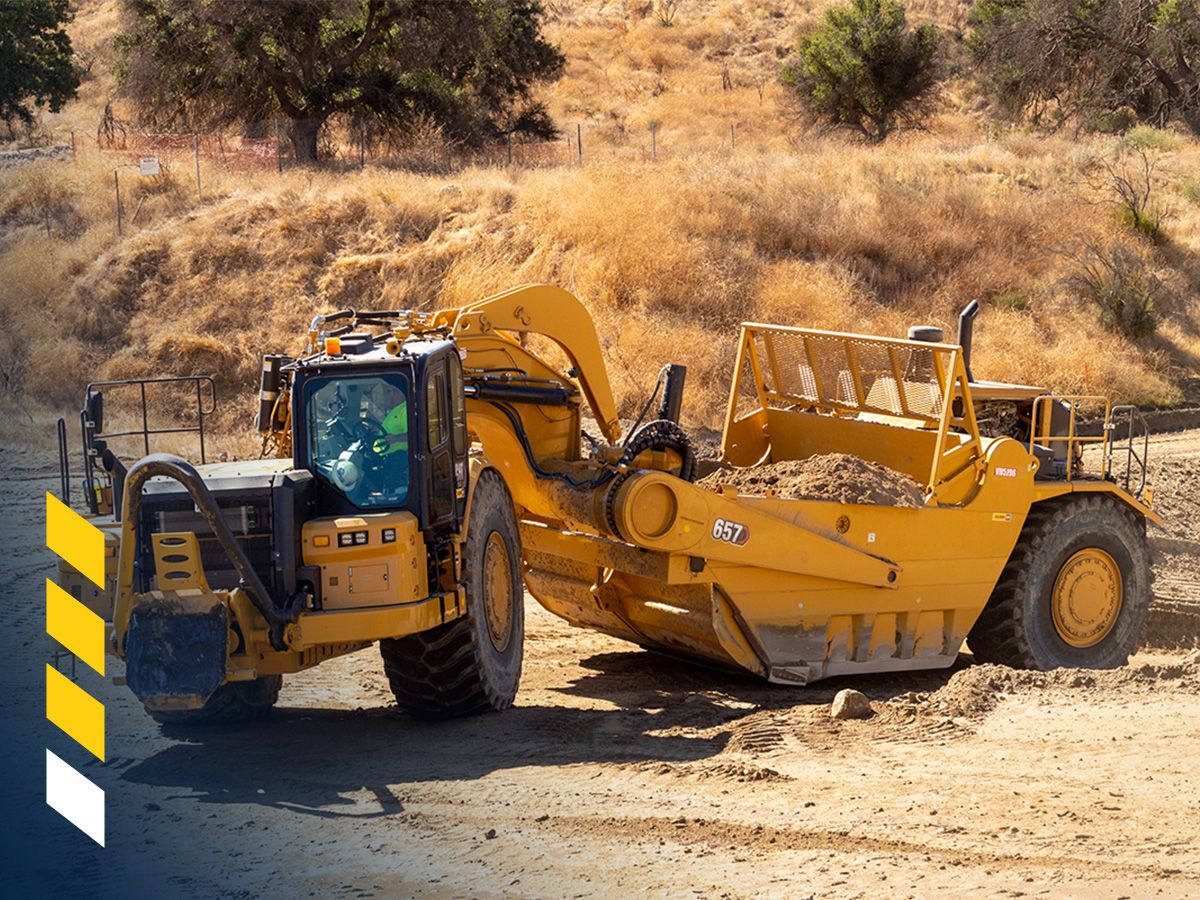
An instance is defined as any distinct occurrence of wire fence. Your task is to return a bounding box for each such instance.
[69,116,747,173]
[73,129,279,171]
[65,118,749,235]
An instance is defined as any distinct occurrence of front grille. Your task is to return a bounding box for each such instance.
[137,495,275,595]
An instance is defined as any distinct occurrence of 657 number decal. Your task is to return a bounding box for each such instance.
[711,517,750,546]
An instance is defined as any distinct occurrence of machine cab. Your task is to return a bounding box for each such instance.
[290,337,469,532]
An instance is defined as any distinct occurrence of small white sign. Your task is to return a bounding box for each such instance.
[139,156,160,176]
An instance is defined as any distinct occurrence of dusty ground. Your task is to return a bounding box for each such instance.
[1118,428,1200,649]
[5,429,1200,898]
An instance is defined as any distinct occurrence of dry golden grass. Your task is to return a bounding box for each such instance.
[1,0,1197,445]
[3,137,1195,433]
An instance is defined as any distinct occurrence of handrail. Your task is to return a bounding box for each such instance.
[1110,405,1150,499]
[56,418,70,507]
[81,375,217,515]
[1028,395,1111,480]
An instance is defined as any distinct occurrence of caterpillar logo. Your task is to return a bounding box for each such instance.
[44,493,106,847]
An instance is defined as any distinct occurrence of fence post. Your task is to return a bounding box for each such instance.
[359,118,365,169]
[114,170,122,236]
[730,123,735,150]
[507,133,513,166]
[651,123,657,160]
[275,119,282,173]
[70,130,76,163]
[193,133,202,200]
[577,123,582,162]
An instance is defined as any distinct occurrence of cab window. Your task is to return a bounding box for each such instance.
[305,374,410,509]
[427,371,447,448]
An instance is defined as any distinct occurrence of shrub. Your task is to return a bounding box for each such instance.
[1125,125,1185,152]
[1085,106,1137,135]
[1059,243,1161,338]
[970,0,1200,137]
[1087,150,1166,243]
[781,0,940,142]
[990,288,1029,311]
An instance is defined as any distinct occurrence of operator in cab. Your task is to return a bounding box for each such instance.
[310,375,411,508]
[372,396,408,460]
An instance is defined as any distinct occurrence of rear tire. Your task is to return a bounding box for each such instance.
[379,469,523,718]
[968,495,1150,670]
[146,675,282,725]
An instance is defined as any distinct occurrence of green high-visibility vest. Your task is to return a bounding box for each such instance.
[373,401,408,456]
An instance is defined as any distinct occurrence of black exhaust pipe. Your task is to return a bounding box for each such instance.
[957,299,980,382]
[657,364,687,424]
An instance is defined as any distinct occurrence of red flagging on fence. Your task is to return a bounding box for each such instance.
[73,129,281,171]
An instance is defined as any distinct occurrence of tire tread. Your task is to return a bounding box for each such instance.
[379,469,523,719]
[968,494,1150,669]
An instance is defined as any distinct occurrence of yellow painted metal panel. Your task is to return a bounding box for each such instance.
[303,512,427,610]
[151,532,209,591]
[287,595,460,648]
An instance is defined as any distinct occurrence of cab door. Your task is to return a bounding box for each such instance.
[424,360,455,528]
[446,352,468,524]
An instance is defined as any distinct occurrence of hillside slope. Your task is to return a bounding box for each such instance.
[1,0,1197,437]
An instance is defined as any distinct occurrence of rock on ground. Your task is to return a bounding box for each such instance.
[830,688,873,720]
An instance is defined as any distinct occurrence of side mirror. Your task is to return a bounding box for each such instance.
[85,390,104,437]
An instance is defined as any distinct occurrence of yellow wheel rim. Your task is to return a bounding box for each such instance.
[482,531,514,653]
[1051,548,1123,648]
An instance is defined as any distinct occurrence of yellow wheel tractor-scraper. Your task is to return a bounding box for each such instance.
[55,285,1159,723]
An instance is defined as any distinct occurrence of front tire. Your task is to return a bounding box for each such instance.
[379,469,523,718]
[968,495,1151,669]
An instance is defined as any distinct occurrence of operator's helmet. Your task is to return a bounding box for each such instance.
[331,450,361,491]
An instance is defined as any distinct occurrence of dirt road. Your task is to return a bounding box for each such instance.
[6,430,1200,898]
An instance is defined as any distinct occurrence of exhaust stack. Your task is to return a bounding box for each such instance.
[657,364,687,424]
[957,299,980,382]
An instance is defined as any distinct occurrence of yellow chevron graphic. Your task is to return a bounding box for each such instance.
[46,664,106,761]
[46,579,106,676]
[46,493,106,588]
[45,490,107,845]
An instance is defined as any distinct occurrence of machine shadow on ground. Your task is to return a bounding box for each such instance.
[120,702,727,817]
[560,646,974,711]
[119,646,973,817]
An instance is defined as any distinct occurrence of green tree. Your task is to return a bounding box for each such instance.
[115,0,564,163]
[781,0,940,142]
[0,0,80,132]
[970,0,1200,135]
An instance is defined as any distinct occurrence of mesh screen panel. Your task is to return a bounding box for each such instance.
[741,327,955,423]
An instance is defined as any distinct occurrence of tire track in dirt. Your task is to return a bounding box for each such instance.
[547,814,1194,880]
